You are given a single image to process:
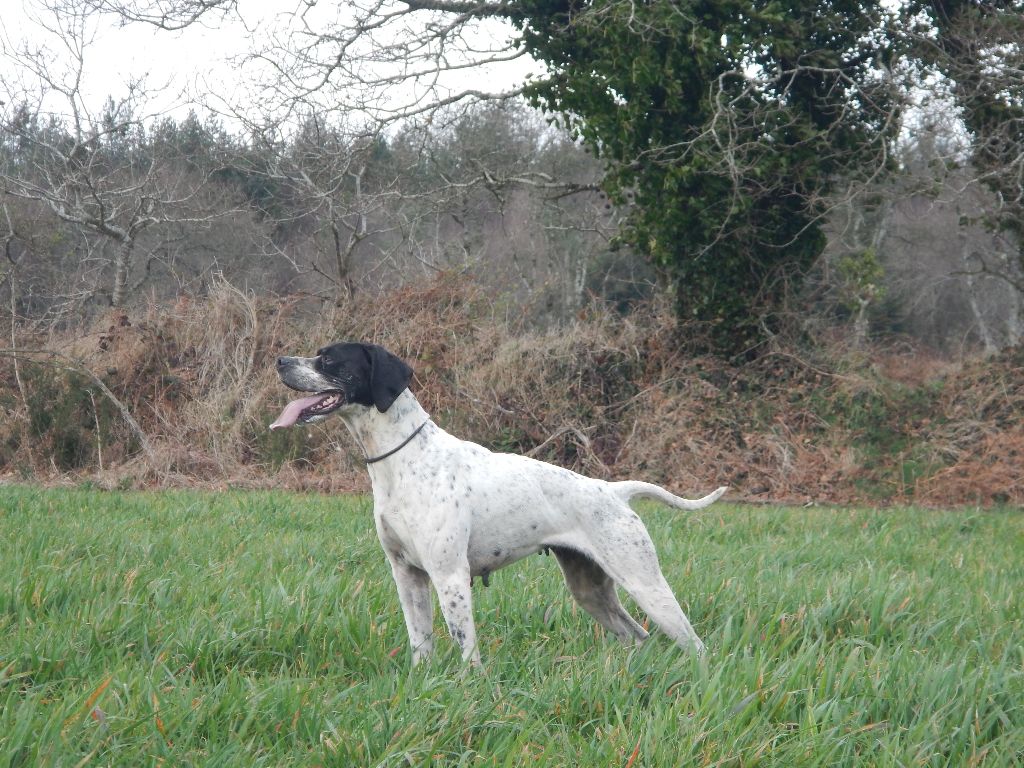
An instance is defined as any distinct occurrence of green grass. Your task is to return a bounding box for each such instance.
[0,486,1021,767]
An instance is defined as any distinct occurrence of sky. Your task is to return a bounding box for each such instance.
[1,0,259,119]
[0,0,535,132]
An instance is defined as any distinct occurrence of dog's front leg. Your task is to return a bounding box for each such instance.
[433,568,481,667]
[388,557,435,665]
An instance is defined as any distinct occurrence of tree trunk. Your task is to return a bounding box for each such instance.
[962,243,997,355]
[853,296,870,348]
[110,236,135,308]
[1005,281,1022,348]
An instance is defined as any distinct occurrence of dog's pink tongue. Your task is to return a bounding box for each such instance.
[270,395,326,430]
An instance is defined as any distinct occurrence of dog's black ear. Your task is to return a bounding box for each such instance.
[366,344,413,412]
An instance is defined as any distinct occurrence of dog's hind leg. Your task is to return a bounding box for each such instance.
[615,574,705,654]
[599,556,706,654]
[587,512,706,654]
[551,546,649,644]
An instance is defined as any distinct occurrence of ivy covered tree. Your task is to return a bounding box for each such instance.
[511,0,901,354]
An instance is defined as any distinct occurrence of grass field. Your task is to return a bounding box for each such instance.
[0,486,1021,767]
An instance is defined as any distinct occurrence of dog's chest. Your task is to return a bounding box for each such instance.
[373,506,419,562]
[372,492,466,570]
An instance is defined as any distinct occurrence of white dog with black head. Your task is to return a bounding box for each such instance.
[271,342,726,667]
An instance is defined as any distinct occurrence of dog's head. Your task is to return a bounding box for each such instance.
[270,342,413,429]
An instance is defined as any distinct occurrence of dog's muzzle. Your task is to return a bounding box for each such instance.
[270,357,346,429]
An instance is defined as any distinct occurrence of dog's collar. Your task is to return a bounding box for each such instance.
[365,418,431,465]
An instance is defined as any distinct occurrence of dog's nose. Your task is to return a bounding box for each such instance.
[276,356,288,368]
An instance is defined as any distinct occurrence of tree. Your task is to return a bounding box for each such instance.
[507,0,902,354]
[384,102,616,320]
[911,0,1024,334]
[0,0,233,310]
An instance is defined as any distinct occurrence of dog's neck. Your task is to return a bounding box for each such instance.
[339,388,430,463]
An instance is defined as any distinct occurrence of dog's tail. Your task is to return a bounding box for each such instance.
[611,482,727,511]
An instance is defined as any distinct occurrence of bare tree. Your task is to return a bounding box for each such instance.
[0,0,235,311]
[92,0,531,127]
[910,1,1024,342]
[216,94,612,316]
[246,117,400,300]
[85,1,632,319]
[818,116,1024,353]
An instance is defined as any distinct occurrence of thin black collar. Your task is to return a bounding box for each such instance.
[365,418,431,465]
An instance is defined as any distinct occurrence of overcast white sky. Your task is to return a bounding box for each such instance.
[0,0,534,131]
[1,0,259,117]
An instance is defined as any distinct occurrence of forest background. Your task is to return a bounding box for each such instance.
[1,0,1021,506]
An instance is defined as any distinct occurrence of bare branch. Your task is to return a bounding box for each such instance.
[84,0,236,30]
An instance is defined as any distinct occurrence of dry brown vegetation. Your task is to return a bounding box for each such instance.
[1,274,1021,506]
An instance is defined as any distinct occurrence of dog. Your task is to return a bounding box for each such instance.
[271,342,726,666]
